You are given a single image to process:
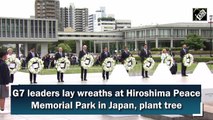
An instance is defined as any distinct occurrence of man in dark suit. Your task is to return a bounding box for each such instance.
[121,46,131,63]
[55,47,65,82]
[79,45,88,81]
[140,44,151,78]
[26,47,38,84]
[0,50,10,112]
[100,47,110,80]
[180,44,188,76]
[121,46,131,72]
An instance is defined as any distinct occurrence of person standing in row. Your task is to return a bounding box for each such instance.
[100,47,110,80]
[180,44,188,77]
[0,51,10,112]
[161,49,168,63]
[79,45,88,81]
[121,46,131,72]
[55,47,65,82]
[140,44,151,78]
[7,48,15,83]
[26,47,38,84]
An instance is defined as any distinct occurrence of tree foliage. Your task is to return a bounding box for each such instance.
[57,43,71,53]
[182,34,205,50]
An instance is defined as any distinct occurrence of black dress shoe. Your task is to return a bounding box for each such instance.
[61,80,64,82]
[182,75,188,77]
[33,81,37,84]
[146,76,149,78]
[84,79,87,81]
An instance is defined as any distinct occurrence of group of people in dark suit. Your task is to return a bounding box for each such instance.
[4,44,189,85]
[26,47,67,83]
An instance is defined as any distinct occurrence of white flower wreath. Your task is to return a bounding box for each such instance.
[102,57,116,72]
[143,57,155,71]
[163,55,174,68]
[81,54,94,69]
[55,57,70,73]
[28,57,44,74]
[183,53,194,67]
[6,56,21,74]
[124,57,136,71]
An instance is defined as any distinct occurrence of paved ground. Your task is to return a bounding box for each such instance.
[1,63,213,120]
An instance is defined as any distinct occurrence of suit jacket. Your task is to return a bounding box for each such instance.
[140,49,151,61]
[180,48,188,59]
[121,50,131,62]
[100,52,110,62]
[0,59,10,85]
[79,50,88,65]
[26,52,38,63]
[79,50,88,60]
[55,52,65,61]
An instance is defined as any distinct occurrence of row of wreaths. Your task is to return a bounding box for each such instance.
[6,54,194,74]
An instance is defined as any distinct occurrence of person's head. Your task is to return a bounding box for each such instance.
[182,44,187,49]
[0,50,8,61]
[162,49,167,53]
[83,45,87,50]
[144,44,147,49]
[58,47,63,52]
[124,46,128,51]
[7,48,13,55]
[30,47,35,52]
[104,47,108,52]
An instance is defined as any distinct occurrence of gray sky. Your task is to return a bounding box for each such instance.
[0,0,212,26]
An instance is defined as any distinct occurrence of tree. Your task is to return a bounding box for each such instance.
[57,43,71,53]
[65,41,76,53]
[182,34,205,50]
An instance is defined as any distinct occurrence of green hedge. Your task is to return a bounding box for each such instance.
[134,56,213,63]
[151,47,182,51]
[132,49,211,55]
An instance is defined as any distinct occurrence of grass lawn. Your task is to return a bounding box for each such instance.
[20,62,213,75]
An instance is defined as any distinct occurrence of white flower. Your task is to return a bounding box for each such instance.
[55,57,70,73]
[27,57,44,74]
[163,55,174,68]
[183,54,194,67]
[143,57,155,71]
[102,57,116,72]
[81,54,94,69]
[124,57,136,71]
[6,56,21,74]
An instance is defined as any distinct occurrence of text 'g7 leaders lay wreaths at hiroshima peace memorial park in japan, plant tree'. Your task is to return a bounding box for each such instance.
[0,0,213,120]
